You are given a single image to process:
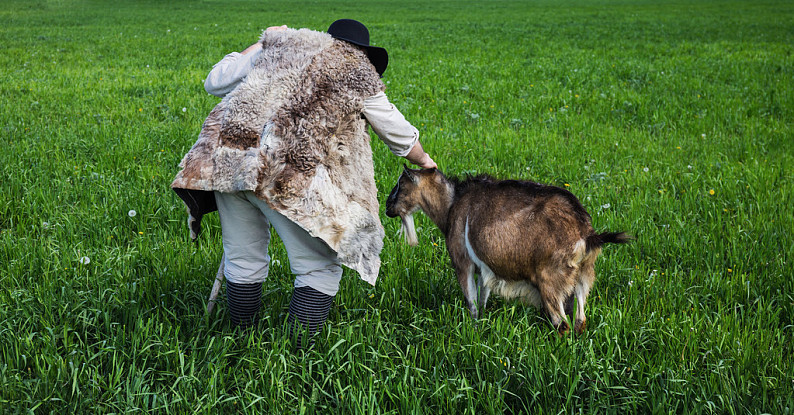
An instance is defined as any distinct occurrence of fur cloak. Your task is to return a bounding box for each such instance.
[171,28,386,285]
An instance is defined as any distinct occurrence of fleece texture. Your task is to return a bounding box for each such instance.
[172,28,386,285]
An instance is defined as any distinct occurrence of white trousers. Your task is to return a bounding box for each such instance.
[214,191,343,296]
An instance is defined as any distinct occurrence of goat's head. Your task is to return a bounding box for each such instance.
[386,165,449,246]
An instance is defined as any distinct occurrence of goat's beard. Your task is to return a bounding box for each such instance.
[400,214,418,246]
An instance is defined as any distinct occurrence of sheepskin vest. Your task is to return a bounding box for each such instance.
[171,28,386,285]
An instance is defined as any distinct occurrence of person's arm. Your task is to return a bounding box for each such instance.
[363,92,437,169]
[404,140,436,168]
[203,47,260,97]
[204,25,288,98]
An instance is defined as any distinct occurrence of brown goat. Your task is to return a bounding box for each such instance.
[385,166,631,335]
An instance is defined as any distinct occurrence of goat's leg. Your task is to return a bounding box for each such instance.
[207,253,226,313]
[563,294,575,316]
[573,264,596,335]
[477,270,492,312]
[539,271,570,335]
[455,261,478,319]
[542,293,569,335]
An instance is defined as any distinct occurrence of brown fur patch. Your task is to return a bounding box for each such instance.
[219,124,260,150]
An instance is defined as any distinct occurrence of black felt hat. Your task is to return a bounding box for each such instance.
[328,19,388,77]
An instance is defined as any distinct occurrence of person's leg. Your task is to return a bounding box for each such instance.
[214,191,271,328]
[245,194,342,348]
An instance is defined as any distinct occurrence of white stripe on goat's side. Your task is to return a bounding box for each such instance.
[462,217,478,307]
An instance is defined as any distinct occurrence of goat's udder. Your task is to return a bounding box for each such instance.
[400,214,419,246]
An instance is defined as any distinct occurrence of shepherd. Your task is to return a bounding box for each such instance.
[171,20,437,348]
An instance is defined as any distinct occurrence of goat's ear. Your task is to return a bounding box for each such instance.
[402,164,419,183]
[429,167,444,182]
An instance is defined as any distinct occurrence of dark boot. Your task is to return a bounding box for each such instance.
[226,281,262,329]
[287,286,333,349]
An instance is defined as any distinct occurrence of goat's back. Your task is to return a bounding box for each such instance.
[448,178,594,281]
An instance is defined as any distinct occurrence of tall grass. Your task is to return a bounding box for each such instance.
[1,0,792,413]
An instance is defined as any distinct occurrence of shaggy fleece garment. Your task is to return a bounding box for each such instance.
[172,28,386,285]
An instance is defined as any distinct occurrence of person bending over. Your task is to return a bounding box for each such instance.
[172,19,436,348]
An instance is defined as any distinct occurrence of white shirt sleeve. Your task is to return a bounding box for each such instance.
[203,50,261,97]
[363,92,419,157]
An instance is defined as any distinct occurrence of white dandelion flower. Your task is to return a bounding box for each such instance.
[128,210,137,217]
[628,280,634,287]
[182,107,187,112]
[79,256,91,265]
[643,167,649,172]
[602,203,611,209]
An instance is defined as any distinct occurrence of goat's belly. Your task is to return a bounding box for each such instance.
[486,278,542,309]
[464,220,542,308]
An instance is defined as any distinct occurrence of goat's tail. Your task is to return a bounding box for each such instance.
[586,231,632,252]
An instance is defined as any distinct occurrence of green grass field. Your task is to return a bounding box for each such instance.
[1,0,792,413]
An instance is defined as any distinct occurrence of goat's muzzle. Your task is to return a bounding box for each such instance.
[385,182,400,218]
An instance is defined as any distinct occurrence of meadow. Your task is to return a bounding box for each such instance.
[1,0,792,413]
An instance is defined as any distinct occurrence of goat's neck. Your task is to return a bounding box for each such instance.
[419,181,455,234]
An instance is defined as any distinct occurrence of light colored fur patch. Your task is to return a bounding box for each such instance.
[574,278,591,317]
[568,239,586,268]
[210,146,260,192]
[400,213,418,246]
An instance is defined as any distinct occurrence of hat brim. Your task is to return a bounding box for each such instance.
[333,37,388,77]
[365,46,388,77]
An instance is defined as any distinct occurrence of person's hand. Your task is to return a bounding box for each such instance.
[405,141,437,169]
[417,153,437,169]
[243,26,286,54]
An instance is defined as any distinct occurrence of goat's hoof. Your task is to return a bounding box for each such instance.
[556,321,570,337]
[574,319,587,336]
